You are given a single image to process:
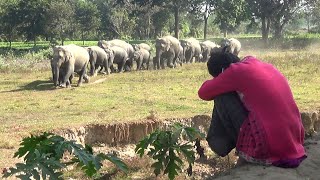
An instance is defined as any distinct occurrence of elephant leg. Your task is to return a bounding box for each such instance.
[66,73,73,88]
[89,58,96,76]
[103,60,110,75]
[153,62,157,70]
[83,74,90,84]
[137,59,142,70]
[78,65,89,87]
[190,52,195,63]
[110,65,116,73]
[160,57,166,69]
[167,56,174,68]
[66,79,71,88]
[119,59,126,73]
[60,65,74,88]
[97,65,104,73]
[93,64,100,76]
[146,58,150,70]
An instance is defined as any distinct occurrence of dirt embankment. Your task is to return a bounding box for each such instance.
[54,111,320,179]
[56,111,320,147]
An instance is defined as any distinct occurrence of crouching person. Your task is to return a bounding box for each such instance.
[198,50,306,168]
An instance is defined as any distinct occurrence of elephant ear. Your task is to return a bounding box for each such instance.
[65,50,73,62]
[155,38,163,47]
[166,39,171,51]
[138,50,143,60]
[133,51,140,59]
[222,46,229,53]
[200,43,206,51]
[109,49,115,62]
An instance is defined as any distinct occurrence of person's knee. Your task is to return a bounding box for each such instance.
[206,136,233,157]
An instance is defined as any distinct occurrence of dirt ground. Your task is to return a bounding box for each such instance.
[91,132,320,180]
[212,133,320,180]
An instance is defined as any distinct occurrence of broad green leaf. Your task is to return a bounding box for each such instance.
[151,161,163,176]
[98,153,128,173]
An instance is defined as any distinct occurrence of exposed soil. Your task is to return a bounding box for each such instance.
[52,110,320,179]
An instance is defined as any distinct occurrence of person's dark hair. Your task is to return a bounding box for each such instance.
[207,47,240,77]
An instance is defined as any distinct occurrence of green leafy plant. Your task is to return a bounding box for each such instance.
[2,132,128,179]
[135,123,205,180]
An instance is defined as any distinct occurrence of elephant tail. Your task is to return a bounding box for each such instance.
[87,48,94,57]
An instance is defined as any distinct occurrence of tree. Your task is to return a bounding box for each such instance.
[91,0,136,40]
[190,0,215,40]
[0,0,21,48]
[132,0,195,39]
[45,0,75,45]
[15,0,50,46]
[151,8,173,38]
[247,0,302,41]
[213,0,250,37]
[75,0,100,45]
[246,0,274,44]
[90,0,118,39]
[304,0,320,32]
[271,0,303,39]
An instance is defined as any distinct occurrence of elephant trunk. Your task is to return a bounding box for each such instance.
[155,49,162,69]
[51,61,56,85]
[183,47,187,63]
[53,65,60,86]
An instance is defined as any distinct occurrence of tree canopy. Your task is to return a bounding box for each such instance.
[0,0,314,47]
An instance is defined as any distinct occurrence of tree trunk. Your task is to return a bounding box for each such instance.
[307,14,310,33]
[147,14,151,39]
[223,30,227,38]
[174,6,179,39]
[273,16,282,39]
[9,33,12,49]
[204,16,208,40]
[261,16,271,45]
[34,37,36,47]
[261,16,268,45]
[203,3,209,40]
[82,31,85,46]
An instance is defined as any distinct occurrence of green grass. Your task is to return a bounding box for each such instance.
[0,48,320,168]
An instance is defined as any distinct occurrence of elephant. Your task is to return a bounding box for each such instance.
[98,39,134,71]
[200,40,220,62]
[155,35,181,69]
[103,46,128,73]
[133,43,152,52]
[180,38,202,63]
[51,44,90,88]
[87,46,113,76]
[133,48,151,70]
[177,44,184,65]
[220,38,241,56]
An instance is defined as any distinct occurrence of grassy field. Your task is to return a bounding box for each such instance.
[0,46,320,170]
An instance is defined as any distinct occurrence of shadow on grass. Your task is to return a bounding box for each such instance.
[1,80,56,93]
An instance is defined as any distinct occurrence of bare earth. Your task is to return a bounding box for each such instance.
[213,133,320,180]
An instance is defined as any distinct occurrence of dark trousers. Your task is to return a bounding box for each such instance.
[206,92,248,157]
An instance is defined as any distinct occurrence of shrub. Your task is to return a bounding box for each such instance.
[135,123,205,180]
[2,132,128,180]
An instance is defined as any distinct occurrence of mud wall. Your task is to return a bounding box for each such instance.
[56,111,320,146]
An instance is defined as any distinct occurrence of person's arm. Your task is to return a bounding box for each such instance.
[198,65,240,101]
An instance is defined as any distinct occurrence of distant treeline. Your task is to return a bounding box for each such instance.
[0,0,319,47]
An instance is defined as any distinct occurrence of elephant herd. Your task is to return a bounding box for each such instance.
[50,36,241,88]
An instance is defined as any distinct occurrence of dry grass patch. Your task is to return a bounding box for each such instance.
[0,48,320,169]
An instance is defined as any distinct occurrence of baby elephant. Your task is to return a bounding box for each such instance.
[133,48,151,70]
